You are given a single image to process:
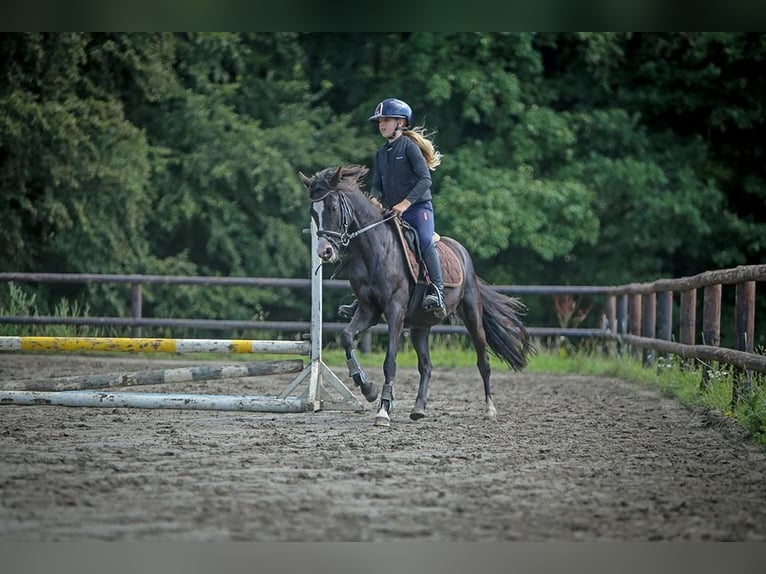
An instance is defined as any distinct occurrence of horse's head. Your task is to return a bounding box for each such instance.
[299,165,370,263]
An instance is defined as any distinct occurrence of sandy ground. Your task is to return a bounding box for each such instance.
[1,353,765,541]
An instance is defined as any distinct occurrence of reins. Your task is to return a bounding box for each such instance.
[340,212,398,244]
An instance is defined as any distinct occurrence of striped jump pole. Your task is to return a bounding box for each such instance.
[0,359,305,392]
[0,336,309,355]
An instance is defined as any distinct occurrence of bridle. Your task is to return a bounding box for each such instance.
[311,189,396,249]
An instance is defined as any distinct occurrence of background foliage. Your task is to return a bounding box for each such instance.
[2,33,764,340]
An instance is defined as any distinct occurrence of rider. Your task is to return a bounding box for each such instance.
[338,97,447,319]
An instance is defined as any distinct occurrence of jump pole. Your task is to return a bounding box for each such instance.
[0,390,305,412]
[0,337,308,355]
[0,360,305,391]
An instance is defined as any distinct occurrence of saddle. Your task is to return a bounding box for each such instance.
[393,218,463,287]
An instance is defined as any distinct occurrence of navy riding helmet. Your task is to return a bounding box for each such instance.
[369,98,413,127]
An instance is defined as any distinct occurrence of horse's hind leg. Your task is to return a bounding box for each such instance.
[409,327,432,420]
[460,287,497,420]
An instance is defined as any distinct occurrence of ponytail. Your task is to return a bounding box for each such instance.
[403,126,442,171]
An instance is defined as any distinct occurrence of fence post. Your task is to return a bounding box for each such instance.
[131,283,143,338]
[606,295,617,332]
[657,291,673,367]
[679,289,696,370]
[629,293,642,360]
[700,284,722,390]
[732,281,755,405]
[678,289,697,345]
[642,292,656,366]
[616,294,628,357]
[361,332,372,354]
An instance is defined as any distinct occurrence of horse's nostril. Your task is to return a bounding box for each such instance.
[318,246,334,261]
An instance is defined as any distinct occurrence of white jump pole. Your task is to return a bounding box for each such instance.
[0,390,305,412]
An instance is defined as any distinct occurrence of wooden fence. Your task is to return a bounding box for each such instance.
[605,265,764,371]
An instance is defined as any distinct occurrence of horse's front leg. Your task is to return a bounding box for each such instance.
[409,327,432,420]
[340,304,380,402]
[374,307,406,427]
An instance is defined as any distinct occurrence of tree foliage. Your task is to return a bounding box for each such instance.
[1,32,764,328]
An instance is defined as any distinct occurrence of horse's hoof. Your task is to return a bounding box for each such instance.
[374,415,391,427]
[374,404,390,427]
[361,382,379,402]
[409,407,426,421]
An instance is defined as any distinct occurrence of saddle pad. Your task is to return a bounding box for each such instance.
[394,220,463,287]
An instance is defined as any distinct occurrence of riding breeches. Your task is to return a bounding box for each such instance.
[402,201,436,251]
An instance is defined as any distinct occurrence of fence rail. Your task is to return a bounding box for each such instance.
[0,272,608,339]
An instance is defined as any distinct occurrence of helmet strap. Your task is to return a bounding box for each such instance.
[388,119,405,141]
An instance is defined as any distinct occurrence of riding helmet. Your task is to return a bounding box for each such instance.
[368,98,413,127]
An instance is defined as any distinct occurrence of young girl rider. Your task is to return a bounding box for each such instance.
[338,97,447,319]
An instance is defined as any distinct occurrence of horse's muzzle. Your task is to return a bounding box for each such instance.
[317,239,338,263]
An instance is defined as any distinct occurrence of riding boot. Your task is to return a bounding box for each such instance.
[421,244,447,319]
[338,298,358,319]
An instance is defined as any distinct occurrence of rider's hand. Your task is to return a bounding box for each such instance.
[370,197,383,210]
[392,199,411,216]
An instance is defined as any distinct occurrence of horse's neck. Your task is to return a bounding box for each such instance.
[350,214,403,275]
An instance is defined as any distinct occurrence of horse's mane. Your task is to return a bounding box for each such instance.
[303,164,386,225]
[309,165,368,197]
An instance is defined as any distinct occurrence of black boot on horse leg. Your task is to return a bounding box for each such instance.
[421,244,447,319]
[346,350,378,402]
[375,382,395,427]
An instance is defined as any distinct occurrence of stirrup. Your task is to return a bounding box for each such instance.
[338,299,358,319]
[423,287,446,318]
[423,285,444,307]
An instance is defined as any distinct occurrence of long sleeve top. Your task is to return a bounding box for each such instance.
[369,135,432,207]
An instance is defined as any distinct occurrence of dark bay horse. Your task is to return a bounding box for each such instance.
[301,165,533,427]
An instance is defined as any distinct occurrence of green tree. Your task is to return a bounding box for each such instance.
[0,33,155,274]
[3,33,765,338]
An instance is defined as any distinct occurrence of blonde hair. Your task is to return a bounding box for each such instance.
[404,126,442,171]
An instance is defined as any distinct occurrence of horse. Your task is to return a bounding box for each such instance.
[301,165,533,427]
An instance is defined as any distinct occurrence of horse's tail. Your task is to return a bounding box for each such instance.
[478,280,534,371]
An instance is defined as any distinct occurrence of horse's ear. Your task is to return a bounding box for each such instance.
[330,166,343,187]
[298,171,312,189]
